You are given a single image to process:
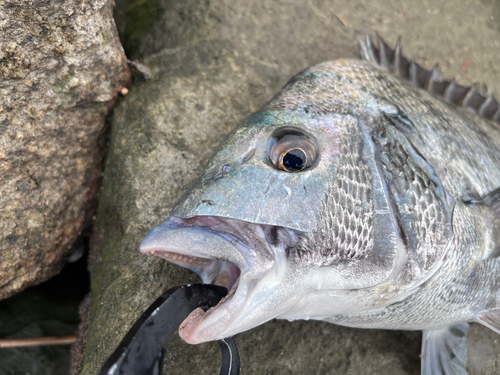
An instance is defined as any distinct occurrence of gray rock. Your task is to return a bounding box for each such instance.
[80,0,500,374]
[467,323,500,374]
[0,249,89,375]
[0,0,130,299]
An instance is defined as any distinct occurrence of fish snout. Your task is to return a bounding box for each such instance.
[139,216,297,343]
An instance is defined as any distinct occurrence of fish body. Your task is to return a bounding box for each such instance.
[140,33,500,374]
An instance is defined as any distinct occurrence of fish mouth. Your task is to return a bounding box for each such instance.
[140,216,293,344]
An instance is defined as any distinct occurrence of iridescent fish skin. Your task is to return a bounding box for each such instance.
[140,34,500,374]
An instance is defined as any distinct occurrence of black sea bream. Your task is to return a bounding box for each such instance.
[140,32,500,375]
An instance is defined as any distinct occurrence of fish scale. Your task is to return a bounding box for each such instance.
[327,203,491,326]
[299,115,374,264]
[272,58,500,199]
[374,120,451,274]
[140,31,500,375]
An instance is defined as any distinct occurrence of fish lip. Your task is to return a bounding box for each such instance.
[139,216,279,343]
[178,277,247,344]
[139,217,250,274]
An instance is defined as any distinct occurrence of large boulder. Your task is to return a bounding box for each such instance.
[79,0,500,374]
[0,0,130,299]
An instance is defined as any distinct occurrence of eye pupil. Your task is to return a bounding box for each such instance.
[283,148,306,172]
[268,128,317,173]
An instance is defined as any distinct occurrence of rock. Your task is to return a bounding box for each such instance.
[80,0,500,374]
[467,323,500,374]
[0,249,89,375]
[0,0,130,299]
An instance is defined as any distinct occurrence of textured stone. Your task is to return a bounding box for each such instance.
[0,0,130,299]
[0,251,89,375]
[80,0,500,374]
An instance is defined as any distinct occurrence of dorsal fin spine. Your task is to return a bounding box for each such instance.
[359,31,500,125]
[478,95,499,119]
[424,64,439,90]
[376,31,393,70]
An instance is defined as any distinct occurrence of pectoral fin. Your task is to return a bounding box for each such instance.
[473,187,500,216]
[421,323,469,375]
[477,308,500,334]
[466,187,500,259]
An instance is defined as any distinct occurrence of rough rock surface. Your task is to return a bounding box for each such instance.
[0,251,89,375]
[0,0,130,299]
[80,0,500,374]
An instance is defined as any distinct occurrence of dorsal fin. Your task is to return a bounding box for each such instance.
[357,31,500,125]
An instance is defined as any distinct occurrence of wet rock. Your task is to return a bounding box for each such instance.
[0,0,130,299]
[80,0,500,374]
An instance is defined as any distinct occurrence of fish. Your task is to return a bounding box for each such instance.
[140,31,500,375]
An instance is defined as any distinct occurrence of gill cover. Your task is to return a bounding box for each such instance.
[171,61,455,290]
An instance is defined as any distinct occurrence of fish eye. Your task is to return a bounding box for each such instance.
[268,128,317,173]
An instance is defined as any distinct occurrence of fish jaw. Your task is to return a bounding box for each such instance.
[140,216,297,344]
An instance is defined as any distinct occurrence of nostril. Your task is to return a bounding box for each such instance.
[222,164,232,173]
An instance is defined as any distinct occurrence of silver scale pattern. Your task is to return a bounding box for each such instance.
[298,116,374,265]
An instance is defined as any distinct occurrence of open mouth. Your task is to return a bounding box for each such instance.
[152,249,242,343]
[139,215,285,344]
[150,250,241,291]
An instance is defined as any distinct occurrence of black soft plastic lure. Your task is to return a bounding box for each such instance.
[98,284,240,375]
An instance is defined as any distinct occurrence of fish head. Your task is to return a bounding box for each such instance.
[140,60,454,343]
